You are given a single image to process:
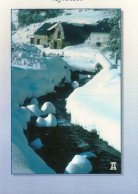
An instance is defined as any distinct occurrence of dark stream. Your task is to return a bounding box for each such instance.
[24,71,121,174]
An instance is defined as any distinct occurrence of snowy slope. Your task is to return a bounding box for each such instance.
[12,22,45,43]
[47,9,113,25]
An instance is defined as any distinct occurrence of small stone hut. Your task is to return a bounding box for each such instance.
[30,20,111,49]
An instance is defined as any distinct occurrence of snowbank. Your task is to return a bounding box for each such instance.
[66,68,121,151]
[12,44,71,173]
[12,44,71,105]
[12,115,55,174]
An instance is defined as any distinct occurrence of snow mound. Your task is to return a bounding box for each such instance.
[65,155,92,174]
[27,104,41,117]
[30,138,43,150]
[71,81,79,89]
[66,68,121,151]
[41,102,56,115]
[36,114,57,127]
[30,98,39,106]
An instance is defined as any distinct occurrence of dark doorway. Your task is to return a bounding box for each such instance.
[37,39,40,45]
[54,41,57,49]
[57,31,60,39]
[30,38,34,44]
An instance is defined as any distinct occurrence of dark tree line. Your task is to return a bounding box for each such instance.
[18,9,64,27]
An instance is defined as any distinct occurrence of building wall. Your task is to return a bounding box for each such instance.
[50,24,65,49]
[33,35,48,46]
[52,24,62,40]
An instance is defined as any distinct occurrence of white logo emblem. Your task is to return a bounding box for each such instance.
[110,162,117,170]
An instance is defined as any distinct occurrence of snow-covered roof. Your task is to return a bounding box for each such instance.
[47,23,58,31]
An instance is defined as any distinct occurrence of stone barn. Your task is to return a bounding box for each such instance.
[30,20,111,49]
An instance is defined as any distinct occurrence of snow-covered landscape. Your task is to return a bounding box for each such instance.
[11,9,121,174]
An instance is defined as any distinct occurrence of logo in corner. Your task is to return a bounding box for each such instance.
[110,162,117,170]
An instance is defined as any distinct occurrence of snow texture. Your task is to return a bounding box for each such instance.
[65,155,92,174]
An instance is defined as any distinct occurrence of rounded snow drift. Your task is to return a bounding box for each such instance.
[36,114,57,127]
[41,102,56,115]
[36,117,46,127]
[44,114,57,127]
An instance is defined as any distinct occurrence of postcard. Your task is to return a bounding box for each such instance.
[11,8,121,174]
[0,0,138,193]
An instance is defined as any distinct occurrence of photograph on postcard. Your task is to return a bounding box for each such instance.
[11,9,121,174]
